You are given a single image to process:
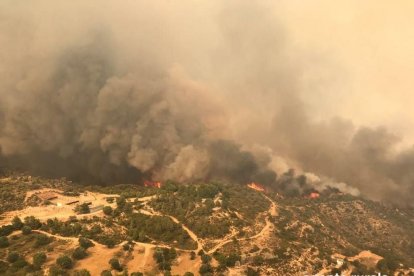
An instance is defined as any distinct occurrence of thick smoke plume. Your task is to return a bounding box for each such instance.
[0,1,413,207]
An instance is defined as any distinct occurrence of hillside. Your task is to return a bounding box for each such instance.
[0,172,413,275]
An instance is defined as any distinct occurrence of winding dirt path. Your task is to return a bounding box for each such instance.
[207,193,278,254]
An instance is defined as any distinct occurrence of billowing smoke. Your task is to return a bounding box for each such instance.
[0,1,413,207]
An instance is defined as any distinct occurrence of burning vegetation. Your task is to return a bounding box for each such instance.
[144,181,162,189]
[247,182,266,192]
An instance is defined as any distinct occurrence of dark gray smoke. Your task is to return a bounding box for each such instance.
[0,1,413,207]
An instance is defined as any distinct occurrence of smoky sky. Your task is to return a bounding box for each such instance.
[0,1,413,207]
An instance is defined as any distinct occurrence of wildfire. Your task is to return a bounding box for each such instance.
[308,192,320,199]
[247,182,265,192]
[144,180,162,188]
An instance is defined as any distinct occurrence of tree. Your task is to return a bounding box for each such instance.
[199,263,212,274]
[109,258,122,271]
[201,254,212,264]
[7,252,20,263]
[33,252,47,268]
[184,272,195,276]
[72,247,88,260]
[190,251,196,260]
[103,206,113,216]
[101,270,112,276]
[0,261,9,273]
[116,196,126,209]
[11,216,23,230]
[74,269,92,276]
[130,273,144,276]
[24,216,41,229]
[35,234,52,247]
[56,255,73,269]
[22,225,32,235]
[75,203,90,214]
[0,236,9,248]
[79,237,94,249]
[246,267,260,276]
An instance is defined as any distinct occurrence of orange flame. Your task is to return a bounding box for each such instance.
[144,181,162,188]
[247,182,265,192]
[308,192,320,199]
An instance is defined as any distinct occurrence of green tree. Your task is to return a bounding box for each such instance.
[11,216,23,230]
[103,206,113,216]
[56,255,73,269]
[24,216,41,229]
[7,252,20,263]
[199,263,212,274]
[184,272,195,276]
[246,266,260,276]
[190,251,196,260]
[0,261,9,273]
[22,225,32,235]
[72,247,88,260]
[74,269,92,276]
[75,203,90,214]
[130,273,144,276]
[35,234,52,247]
[0,236,9,248]
[33,252,47,268]
[79,237,94,248]
[109,258,122,271]
[101,270,112,276]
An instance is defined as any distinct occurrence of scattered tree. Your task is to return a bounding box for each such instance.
[72,247,88,260]
[109,258,122,271]
[22,225,32,235]
[56,255,73,269]
[33,252,47,269]
[0,236,9,248]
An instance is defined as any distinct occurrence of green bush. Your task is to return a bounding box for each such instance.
[22,225,32,235]
[103,206,113,216]
[56,255,73,269]
[79,237,94,248]
[72,247,88,260]
[101,270,112,276]
[0,236,9,248]
[74,269,92,276]
[33,252,47,268]
[35,234,52,247]
[7,252,20,263]
[109,258,122,271]
[11,216,23,230]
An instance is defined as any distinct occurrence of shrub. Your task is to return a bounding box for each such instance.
[0,236,9,248]
[103,206,113,216]
[11,216,23,230]
[33,252,47,268]
[74,269,92,276]
[130,273,144,276]
[7,252,20,263]
[11,258,28,269]
[101,270,112,276]
[79,237,94,249]
[0,260,9,273]
[184,272,195,276]
[75,203,90,214]
[199,263,213,274]
[109,258,122,271]
[22,226,32,235]
[56,255,73,269]
[35,234,52,247]
[24,216,41,229]
[72,247,88,260]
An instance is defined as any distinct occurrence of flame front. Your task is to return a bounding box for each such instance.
[247,182,265,192]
